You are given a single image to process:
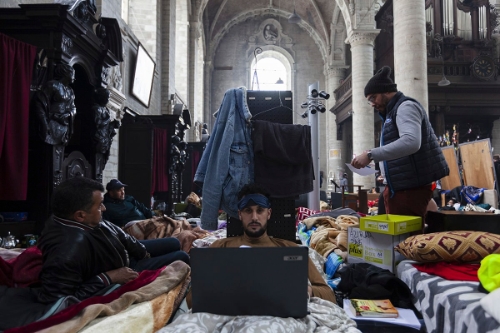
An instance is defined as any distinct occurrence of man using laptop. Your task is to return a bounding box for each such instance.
[210,183,336,303]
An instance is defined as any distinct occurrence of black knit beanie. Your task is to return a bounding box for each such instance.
[364,66,398,97]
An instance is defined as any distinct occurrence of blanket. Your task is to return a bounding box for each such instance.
[0,246,42,287]
[6,261,190,333]
[157,297,361,333]
[0,247,24,261]
[398,260,500,333]
[306,215,359,260]
[123,216,209,252]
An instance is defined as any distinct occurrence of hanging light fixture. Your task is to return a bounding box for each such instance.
[438,64,450,86]
[288,0,301,24]
[276,77,284,84]
[251,47,263,90]
[438,40,450,87]
[438,72,450,86]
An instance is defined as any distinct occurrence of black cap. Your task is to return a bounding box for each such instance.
[106,179,127,191]
[364,66,398,97]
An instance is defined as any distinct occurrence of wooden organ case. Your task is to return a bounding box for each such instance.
[0,2,123,235]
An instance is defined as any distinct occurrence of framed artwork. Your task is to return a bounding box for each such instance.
[132,43,156,107]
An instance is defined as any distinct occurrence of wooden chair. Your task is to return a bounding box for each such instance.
[341,185,369,214]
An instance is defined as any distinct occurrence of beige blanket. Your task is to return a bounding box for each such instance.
[123,216,208,252]
[37,261,190,333]
[306,215,359,259]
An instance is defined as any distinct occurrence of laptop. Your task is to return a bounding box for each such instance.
[190,246,309,318]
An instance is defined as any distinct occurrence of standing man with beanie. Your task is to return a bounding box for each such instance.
[351,66,449,230]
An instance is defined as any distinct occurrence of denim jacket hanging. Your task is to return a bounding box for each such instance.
[194,87,254,230]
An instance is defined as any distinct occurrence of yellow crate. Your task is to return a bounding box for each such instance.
[360,214,422,235]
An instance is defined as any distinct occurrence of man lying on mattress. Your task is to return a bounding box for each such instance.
[37,176,189,303]
[209,183,336,303]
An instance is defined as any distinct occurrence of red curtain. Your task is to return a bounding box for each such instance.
[152,127,169,194]
[191,150,201,190]
[0,33,37,200]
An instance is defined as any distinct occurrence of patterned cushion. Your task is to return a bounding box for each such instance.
[295,207,320,226]
[395,231,500,263]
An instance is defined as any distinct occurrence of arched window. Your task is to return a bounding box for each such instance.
[250,50,290,91]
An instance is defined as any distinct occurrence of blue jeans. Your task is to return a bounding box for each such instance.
[130,238,190,271]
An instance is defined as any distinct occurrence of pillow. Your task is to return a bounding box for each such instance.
[395,231,500,263]
[295,207,319,226]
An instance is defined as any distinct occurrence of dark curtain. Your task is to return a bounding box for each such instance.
[152,127,168,193]
[0,33,37,200]
[191,150,201,192]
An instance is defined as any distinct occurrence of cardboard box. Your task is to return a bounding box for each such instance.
[347,227,409,272]
[360,214,422,235]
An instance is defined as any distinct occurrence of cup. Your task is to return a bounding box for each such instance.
[24,234,38,248]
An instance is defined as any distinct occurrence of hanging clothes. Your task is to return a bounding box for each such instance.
[251,119,313,198]
[194,87,254,230]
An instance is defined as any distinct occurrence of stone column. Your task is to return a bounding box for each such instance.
[186,22,199,142]
[160,0,176,114]
[325,66,347,190]
[203,60,214,130]
[348,30,379,191]
[393,0,428,112]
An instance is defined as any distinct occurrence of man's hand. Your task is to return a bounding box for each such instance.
[351,151,371,169]
[105,267,138,284]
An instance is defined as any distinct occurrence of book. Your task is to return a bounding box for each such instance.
[348,299,399,318]
[343,299,421,330]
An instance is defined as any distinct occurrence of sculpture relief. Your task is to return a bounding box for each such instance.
[101,66,111,86]
[33,64,76,146]
[112,66,123,92]
[263,24,278,41]
[92,87,120,160]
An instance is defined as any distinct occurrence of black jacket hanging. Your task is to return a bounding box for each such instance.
[251,119,313,198]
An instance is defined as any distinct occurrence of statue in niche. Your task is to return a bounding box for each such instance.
[34,63,76,146]
[263,24,278,41]
[92,87,120,160]
[113,66,123,92]
[433,33,443,59]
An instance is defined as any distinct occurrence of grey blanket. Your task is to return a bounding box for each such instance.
[157,297,360,333]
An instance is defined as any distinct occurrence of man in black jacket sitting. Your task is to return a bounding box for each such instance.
[37,177,189,304]
[102,179,155,227]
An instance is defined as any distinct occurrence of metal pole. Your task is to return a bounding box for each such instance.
[307,82,320,211]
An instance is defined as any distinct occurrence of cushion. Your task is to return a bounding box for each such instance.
[395,231,500,263]
[295,207,319,226]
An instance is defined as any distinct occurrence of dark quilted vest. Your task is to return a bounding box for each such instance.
[381,92,449,192]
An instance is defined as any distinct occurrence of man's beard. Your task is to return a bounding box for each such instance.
[243,221,267,238]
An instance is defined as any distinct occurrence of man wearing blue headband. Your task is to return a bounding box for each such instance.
[210,183,336,303]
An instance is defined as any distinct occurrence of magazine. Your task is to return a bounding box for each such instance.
[348,299,399,318]
[343,299,421,330]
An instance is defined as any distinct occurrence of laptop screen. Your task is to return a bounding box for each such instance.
[190,247,309,318]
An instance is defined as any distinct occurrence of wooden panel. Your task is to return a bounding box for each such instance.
[440,146,462,190]
[119,125,153,206]
[459,139,496,189]
[0,221,37,242]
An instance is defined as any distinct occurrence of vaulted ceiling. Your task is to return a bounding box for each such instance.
[197,0,340,61]
[204,0,336,42]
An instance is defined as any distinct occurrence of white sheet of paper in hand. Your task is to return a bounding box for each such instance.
[346,163,378,176]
